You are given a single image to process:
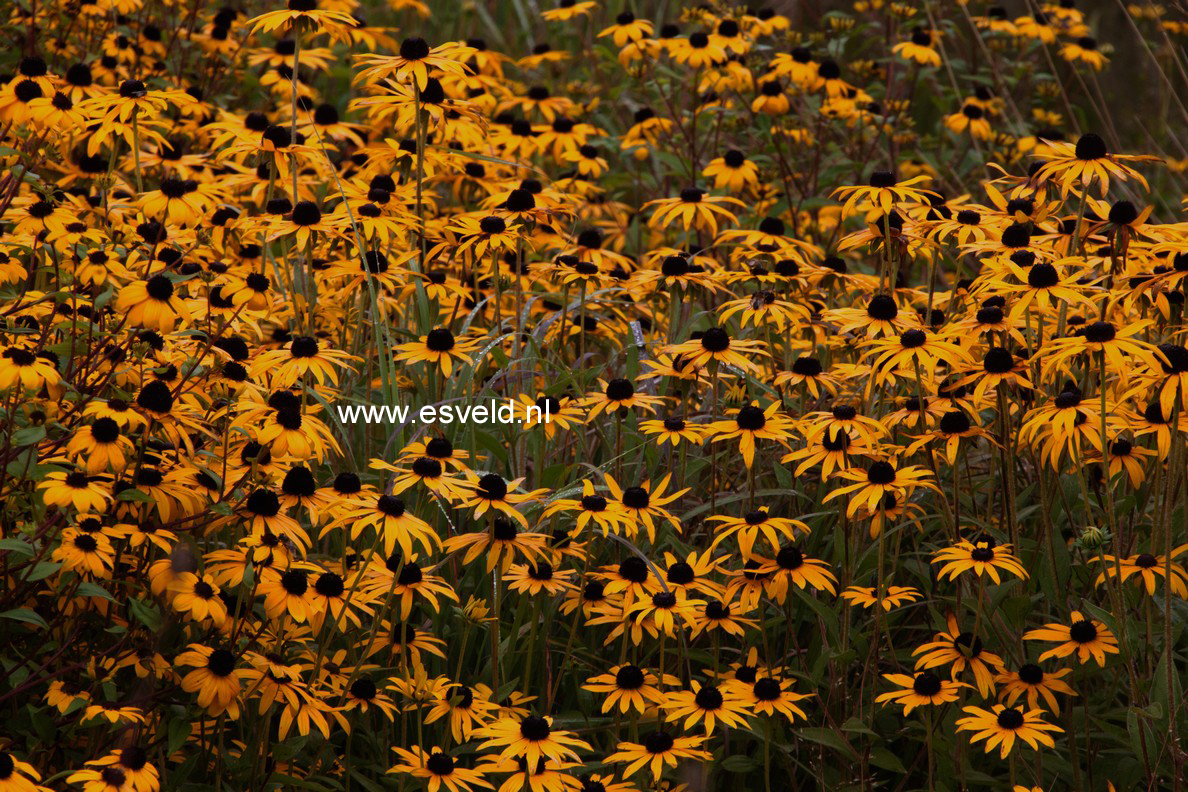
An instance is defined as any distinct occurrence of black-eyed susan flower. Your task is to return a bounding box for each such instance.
[476,715,591,767]
[597,12,653,48]
[751,543,838,600]
[0,346,63,393]
[64,419,134,475]
[703,149,759,193]
[627,589,705,640]
[583,664,667,715]
[541,0,598,22]
[168,573,228,628]
[1092,547,1188,598]
[506,561,575,597]
[326,493,438,557]
[664,327,767,373]
[394,328,481,378]
[51,528,115,578]
[913,613,1006,697]
[340,676,401,721]
[865,328,973,386]
[443,517,549,573]
[1033,133,1154,197]
[932,538,1028,584]
[250,336,357,386]
[687,596,757,639]
[542,478,632,536]
[644,188,744,236]
[639,416,706,447]
[603,730,711,781]
[581,378,666,419]
[708,507,807,559]
[954,346,1035,401]
[660,679,750,734]
[423,682,500,743]
[388,746,491,792]
[462,473,546,529]
[832,171,938,218]
[1024,611,1119,666]
[876,671,967,715]
[176,645,249,718]
[247,0,361,45]
[39,471,112,513]
[743,676,811,723]
[78,749,159,792]
[706,402,794,468]
[955,704,1063,758]
[1041,318,1163,379]
[840,585,922,612]
[258,566,322,623]
[115,275,192,331]
[1,750,50,792]
[605,474,686,543]
[995,664,1076,715]
[892,28,942,67]
[826,460,939,519]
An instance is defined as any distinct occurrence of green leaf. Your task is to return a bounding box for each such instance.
[76,582,115,601]
[26,561,61,581]
[27,703,56,743]
[1151,646,1182,730]
[116,487,155,502]
[797,727,860,760]
[1,608,48,629]
[270,773,334,791]
[345,770,382,792]
[1080,600,1121,636]
[839,717,878,738]
[0,538,35,556]
[9,426,46,446]
[167,718,192,754]
[869,747,907,774]
[1126,705,1155,764]
[718,754,758,773]
[128,598,162,632]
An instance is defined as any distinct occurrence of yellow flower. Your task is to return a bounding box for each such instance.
[955,704,1063,758]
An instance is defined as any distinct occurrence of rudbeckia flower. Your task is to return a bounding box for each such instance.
[1024,611,1120,666]
[932,538,1028,584]
[247,0,361,45]
[892,28,942,67]
[475,715,591,766]
[826,460,939,519]
[660,679,750,733]
[876,671,966,715]
[913,613,1006,697]
[176,645,250,717]
[388,746,492,792]
[582,664,668,714]
[664,327,766,372]
[598,11,654,47]
[840,585,922,612]
[115,275,192,331]
[604,730,711,781]
[955,704,1063,758]
[393,328,481,378]
[1033,133,1155,197]
[705,402,794,468]
[995,664,1077,716]
[644,188,744,236]
[356,38,475,90]
[832,171,939,218]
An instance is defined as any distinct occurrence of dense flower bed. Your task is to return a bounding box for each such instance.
[1,1,1187,791]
